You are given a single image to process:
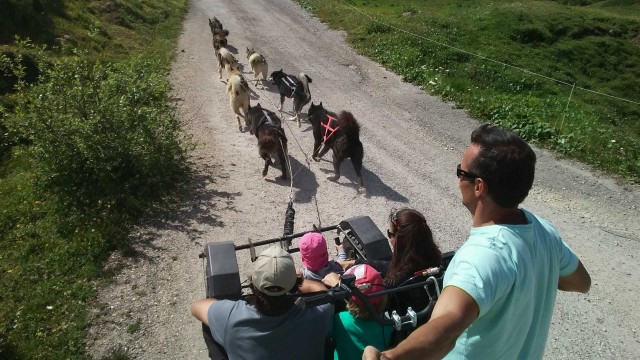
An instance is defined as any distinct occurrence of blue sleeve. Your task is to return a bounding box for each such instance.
[538,216,579,277]
[208,300,235,345]
[444,245,515,317]
[558,239,579,276]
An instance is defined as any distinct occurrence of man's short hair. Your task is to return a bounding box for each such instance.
[469,124,536,208]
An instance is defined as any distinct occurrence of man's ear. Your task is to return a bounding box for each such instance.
[474,178,487,198]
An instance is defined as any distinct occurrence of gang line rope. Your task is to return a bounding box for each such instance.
[244,67,324,227]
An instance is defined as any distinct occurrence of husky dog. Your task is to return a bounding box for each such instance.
[269,69,312,127]
[246,48,269,88]
[247,103,288,180]
[308,102,364,191]
[226,70,250,132]
[208,17,229,52]
[217,47,239,80]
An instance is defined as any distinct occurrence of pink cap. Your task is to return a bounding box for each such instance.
[299,232,329,272]
[344,264,385,306]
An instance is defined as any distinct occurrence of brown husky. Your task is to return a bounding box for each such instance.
[208,17,230,52]
[247,103,288,180]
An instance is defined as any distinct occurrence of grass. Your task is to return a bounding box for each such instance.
[298,0,640,182]
[0,0,189,359]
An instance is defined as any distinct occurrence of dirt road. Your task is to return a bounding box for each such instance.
[86,0,640,358]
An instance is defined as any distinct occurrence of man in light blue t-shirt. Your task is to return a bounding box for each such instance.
[364,124,591,360]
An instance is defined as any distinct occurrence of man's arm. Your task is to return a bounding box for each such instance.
[370,286,479,360]
[191,298,216,325]
[558,260,591,293]
[298,278,328,293]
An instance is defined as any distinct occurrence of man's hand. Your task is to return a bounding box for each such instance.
[298,278,328,293]
[322,272,341,288]
[362,345,382,360]
[337,259,356,270]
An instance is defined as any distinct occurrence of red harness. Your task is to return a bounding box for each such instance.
[322,114,340,143]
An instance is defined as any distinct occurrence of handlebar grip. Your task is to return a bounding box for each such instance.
[302,287,350,307]
[303,294,336,307]
[380,301,435,330]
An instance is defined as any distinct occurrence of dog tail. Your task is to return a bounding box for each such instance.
[338,111,360,139]
[298,72,312,96]
[258,133,278,152]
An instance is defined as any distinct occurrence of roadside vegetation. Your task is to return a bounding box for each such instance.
[0,1,189,359]
[298,0,639,182]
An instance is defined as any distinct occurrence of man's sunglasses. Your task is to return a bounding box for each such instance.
[457,164,480,180]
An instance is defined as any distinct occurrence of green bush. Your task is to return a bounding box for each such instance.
[3,51,188,214]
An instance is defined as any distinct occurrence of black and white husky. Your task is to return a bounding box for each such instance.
[269,69,312,127]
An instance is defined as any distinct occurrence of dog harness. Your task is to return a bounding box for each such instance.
[322,114,340,143]
[250,110,278,136]
[258,110,277,129]
[282,75,298,96]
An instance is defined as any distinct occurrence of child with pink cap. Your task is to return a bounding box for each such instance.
[326,264,393,359]
[297,231,346,281]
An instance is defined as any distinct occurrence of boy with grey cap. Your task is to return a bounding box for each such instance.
[192,246,333,360]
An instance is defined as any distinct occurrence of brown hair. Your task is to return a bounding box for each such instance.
[346,295,388,320]
[247,283,296,316]
[386,208,442,285]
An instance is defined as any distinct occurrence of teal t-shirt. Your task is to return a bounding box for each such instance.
[332,311,393,360]
[443,209,579,360]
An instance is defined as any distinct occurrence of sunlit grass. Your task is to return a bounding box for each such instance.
[0,1,189,359]
[300,0,640,182]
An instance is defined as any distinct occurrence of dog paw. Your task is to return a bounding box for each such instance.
[288,116,297,121]
[327,175,339,182]
[357,186,365,194]
[262,169,268,177]
[278,175,288,181]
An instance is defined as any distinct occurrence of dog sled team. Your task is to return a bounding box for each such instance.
[208,17,365,192]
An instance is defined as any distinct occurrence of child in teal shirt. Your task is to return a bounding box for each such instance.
[328,264,393,359]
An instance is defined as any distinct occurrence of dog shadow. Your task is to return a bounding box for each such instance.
[318,162,409,202]
[255,81,280,95]
[264,156,319,204]
[298,119,313,133]
[226,45,238,54]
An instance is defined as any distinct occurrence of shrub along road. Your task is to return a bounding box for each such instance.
[86,0,640,358]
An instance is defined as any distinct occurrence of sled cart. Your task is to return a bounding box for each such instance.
[198,215,454,357]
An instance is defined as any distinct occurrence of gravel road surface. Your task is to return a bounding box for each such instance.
[86,0,640,358]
